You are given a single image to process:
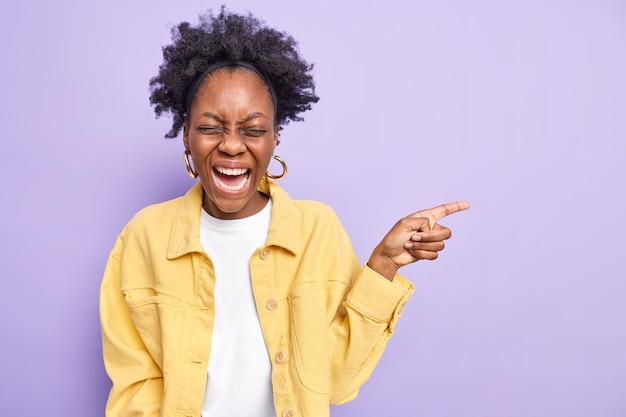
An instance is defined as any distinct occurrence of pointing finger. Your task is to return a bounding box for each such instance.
[411,201,470,227]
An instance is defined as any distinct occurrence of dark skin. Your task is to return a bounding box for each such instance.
[183,69,278,220]
[367,202,470,281]
[184,68,470,281]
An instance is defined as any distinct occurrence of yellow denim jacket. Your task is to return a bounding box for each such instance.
[100,177,414,417]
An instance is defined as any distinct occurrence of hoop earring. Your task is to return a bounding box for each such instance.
[266,155,287,180]
[184,150,198,179]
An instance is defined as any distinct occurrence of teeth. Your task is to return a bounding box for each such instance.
[213,171,250,192]
[215,167,248,176]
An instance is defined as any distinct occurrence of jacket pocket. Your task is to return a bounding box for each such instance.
[289,281,347,394]
[123,287,184,374]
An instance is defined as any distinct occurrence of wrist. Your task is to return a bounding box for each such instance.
[366,256,398,282]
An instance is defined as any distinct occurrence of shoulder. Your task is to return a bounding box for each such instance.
[110,192,191,258]
[293,200,340,223]
[293,199,336,217]
[128,196,185,229]
[272,183,341,228]
[292,198,347,238]
[129,197,183,224]
[113,184,202,255]
[268,179,338,221]
[126,182,202,234]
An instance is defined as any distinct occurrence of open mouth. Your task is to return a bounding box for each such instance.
[213,167,251,192]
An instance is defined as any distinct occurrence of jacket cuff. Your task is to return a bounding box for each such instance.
[346,265,414,325]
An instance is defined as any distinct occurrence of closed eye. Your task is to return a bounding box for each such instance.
[241,128,267,137]
[198,126,224,136]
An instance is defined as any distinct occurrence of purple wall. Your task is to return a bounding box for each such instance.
[1,0,625,415]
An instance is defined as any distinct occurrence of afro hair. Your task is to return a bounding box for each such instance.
[149,6,320,138]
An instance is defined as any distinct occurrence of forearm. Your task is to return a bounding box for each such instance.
[328,265,413,403]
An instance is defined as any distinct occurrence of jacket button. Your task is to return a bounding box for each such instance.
[266,298,278,311]
[275,349,286,363]
[283,409,296,417]
[259,248,270,259]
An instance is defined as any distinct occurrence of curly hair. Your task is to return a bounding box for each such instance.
[149,6,320,138]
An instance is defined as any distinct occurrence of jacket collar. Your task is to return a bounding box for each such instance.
[167,177,300,259]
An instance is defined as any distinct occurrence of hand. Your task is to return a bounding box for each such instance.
[367,201,470,281]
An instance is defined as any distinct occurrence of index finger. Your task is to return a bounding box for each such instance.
[412,201,470,227]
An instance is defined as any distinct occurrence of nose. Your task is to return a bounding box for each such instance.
[217,130,246,156]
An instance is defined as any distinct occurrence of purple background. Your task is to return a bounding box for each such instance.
[1,0,625,415]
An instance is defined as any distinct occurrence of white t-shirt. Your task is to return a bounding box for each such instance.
[200,200,275,417]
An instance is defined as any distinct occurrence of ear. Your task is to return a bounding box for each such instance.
[183,122,190,150]
[273,128,280,148]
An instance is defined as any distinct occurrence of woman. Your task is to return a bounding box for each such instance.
[100,7,469,417]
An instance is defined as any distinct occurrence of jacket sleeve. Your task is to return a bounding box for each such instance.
[100,230,163,417]
[327,222,414,404]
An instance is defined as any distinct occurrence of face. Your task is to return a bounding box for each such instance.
[183,69,278,219]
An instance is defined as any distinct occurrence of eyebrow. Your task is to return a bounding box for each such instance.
[239,112,268,124]
[201,112,225,123]
[200,111,268,124]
